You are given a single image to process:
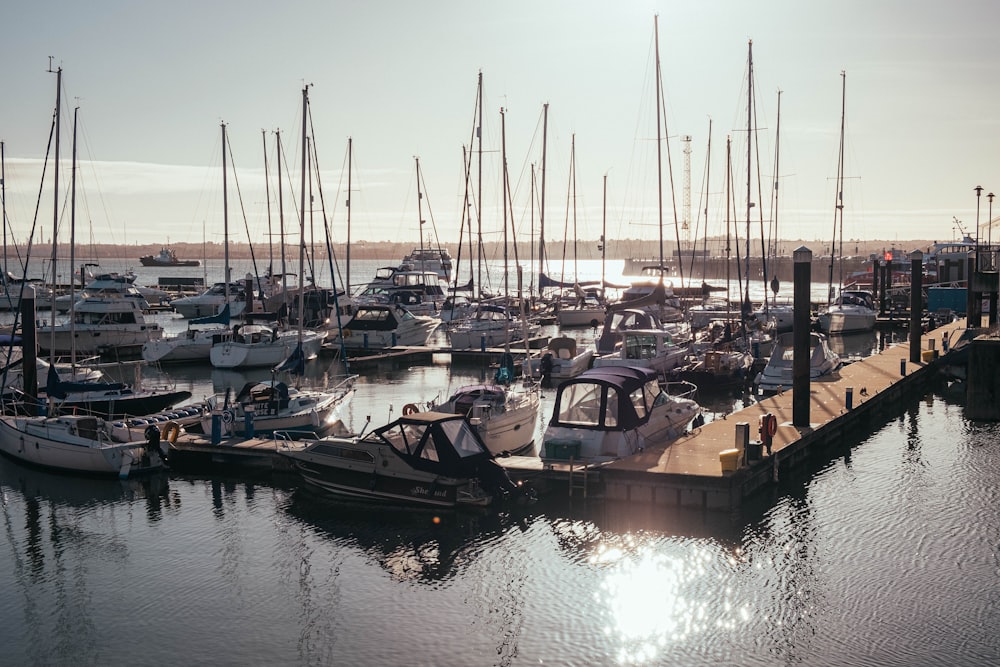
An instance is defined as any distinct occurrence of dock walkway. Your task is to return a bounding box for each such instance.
[593,319,965,510]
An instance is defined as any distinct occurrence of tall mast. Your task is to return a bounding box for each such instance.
[654,15,664,268]
[539,102,548,290]
[476,71,483,295]
[827,71,847,305]
[601,172,607,290]
[346,136,353,293]
[745,39,753,317]
[500,108,509,299]
[415,156,425,270]
[69,106,78,369]
[1,141,6,278]
[298,84,309,342]
[222,122,230,304]
[48,64,61,363]
[276,129,286,281]
[262,129,273,288]
[769,89,783,308]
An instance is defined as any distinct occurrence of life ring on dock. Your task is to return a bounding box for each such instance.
[160,421,181,444]
[402,403,419,416]
[763,413,778,438]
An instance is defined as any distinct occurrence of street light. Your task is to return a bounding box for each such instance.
[989,192,995,248]
[975,185,984,249]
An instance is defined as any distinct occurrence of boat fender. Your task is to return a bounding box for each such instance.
[402,403,419,416]
[161,421,181,444]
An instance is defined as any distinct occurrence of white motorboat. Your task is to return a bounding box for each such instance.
[171,282,248,319]
[0,414,165,478]
[327,304,439,351]
[541,365,702,460]
[280,411,525,508]
[142,304,232,364]
[528,336,594,382]
[209,324,326,369]
[754,331,843,395]
[817,290,877,334]
[37,295,162,356]
[447,304,538,350]
[592,327,689,376]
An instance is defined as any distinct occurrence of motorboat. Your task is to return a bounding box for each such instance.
[528,336,594,382]
[142,304,233,364]
[326,303,439,351]
[280,411,524,508]
[37,295,163,356]
[754,331,843,395]
[400,245,453,282]
[353,266,446,317]
[204,377,357,438]
[447,304,539,350]
[0,413,165,477]
[592,327,689,376]
[53,273,154,313]
[171,282,247,319]
[541,365,702,460]
[817,290,877,334]
[209,324,326,369]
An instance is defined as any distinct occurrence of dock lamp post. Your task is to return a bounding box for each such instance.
[975,185,984,252]
[989,192,995,248]
[909,250,923,364]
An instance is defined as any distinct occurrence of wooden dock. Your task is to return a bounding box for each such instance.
[588,319,966,511]
[167,432,297,471]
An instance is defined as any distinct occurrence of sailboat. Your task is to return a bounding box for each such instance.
[208,116,325,370]
[554,135,606,328]
[817,72,877,335]
[433,110,540,457]
[0,65,165,477]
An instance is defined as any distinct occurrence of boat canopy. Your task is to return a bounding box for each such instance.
[370,411,494,477]
[549,365,665,432]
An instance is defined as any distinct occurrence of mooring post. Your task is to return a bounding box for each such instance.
[792,246,812,428]
[19,285,37,416]
[909,250,923,363]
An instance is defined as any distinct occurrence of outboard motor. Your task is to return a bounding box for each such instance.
[144,424,167,463]
[477,460,533,504]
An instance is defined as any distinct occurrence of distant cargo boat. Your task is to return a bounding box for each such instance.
[139,247,200,268]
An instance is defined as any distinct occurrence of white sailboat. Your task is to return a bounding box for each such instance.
[818,72,876,335]
[0,66,165,477]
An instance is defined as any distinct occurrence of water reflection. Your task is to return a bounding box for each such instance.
[284,488,521,583]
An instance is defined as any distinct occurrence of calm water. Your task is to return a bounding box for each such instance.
[2,259,995,666]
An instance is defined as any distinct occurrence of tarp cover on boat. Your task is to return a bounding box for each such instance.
[549,365,663,432]
[45,363,125,400]
[371,411,495,478]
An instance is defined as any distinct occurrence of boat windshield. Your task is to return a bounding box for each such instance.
[438,419,486,458]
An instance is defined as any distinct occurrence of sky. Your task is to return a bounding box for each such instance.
[3,0,1000,256]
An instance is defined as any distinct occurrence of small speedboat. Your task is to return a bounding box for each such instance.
[281,411,526,508]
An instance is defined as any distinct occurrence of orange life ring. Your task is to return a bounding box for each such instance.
[765,414,778,438]
[160,421,182,444]
[402,403,419,416]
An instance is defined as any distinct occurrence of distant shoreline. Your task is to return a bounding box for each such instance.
[9,238,944,263]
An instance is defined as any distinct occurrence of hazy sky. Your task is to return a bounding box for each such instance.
[3,0,999,255]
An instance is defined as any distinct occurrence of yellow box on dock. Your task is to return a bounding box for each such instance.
[921,349,938,362]
[719,448,741,472]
